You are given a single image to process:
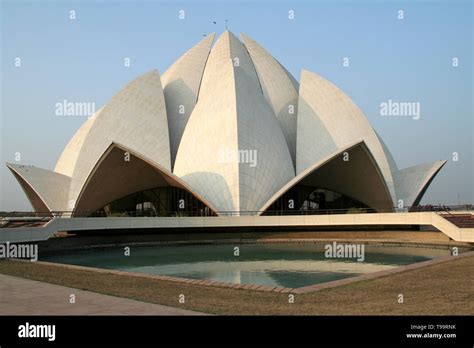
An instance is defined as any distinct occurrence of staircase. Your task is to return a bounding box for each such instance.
[439,213,474,228]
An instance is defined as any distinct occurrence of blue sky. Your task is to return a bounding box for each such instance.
[0,0,472,210]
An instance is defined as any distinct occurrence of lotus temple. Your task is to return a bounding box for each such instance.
[3,31,473,244]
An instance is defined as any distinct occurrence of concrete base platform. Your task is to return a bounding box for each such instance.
[1,212,473,244]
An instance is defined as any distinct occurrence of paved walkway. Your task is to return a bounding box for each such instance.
[0,274,205,315]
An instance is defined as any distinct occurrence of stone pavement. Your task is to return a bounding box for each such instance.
[0,274,205,315]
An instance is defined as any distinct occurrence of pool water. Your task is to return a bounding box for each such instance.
[42,243,457,288]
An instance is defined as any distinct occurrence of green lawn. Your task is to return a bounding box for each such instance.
[0,254,472,315]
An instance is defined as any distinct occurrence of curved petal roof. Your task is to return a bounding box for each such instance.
[161,33,215,168]
[54,109,100,177]
[259,140,394,213]
[296,69,397,205]
[68,70,171,209]
[394,160,447,208]
[173,31,294,213]
[73,142,217,216]
[7,163,71,212]
[8,31,445,216]
[375,132,446,207]
[241,33,299,166]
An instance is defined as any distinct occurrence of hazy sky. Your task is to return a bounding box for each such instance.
[0,0,472,211]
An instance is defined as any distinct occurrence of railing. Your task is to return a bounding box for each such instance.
[408,204,473,213]
[0,204,471,221]
[1,208,383,219]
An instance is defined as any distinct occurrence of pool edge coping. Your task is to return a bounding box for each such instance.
[40,237,471,254]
